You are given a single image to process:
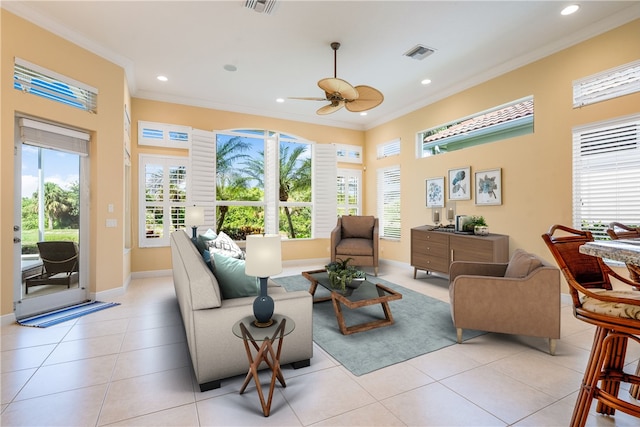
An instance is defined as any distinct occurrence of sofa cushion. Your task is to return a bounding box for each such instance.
[505,249,543,278]
[207,231,245,259]
[212,252,259,299]
[202,250,215,273]
[341,215,375,239]
[195,228,217,254]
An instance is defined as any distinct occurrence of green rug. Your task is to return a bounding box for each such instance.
[275,274,485,376]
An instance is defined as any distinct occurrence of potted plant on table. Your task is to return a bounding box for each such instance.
[325,257,365,292]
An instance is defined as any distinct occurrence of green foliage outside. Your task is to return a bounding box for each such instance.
[21,181,79,254]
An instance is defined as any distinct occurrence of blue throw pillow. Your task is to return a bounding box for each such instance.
[212,252,259,299]
[202,250,215,274]
[195,228,217,254]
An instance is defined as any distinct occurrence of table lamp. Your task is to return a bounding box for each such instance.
[245,234,282,327]
[185,206,205,240]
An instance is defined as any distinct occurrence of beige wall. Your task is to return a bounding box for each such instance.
[1,10,128,316]
[1,8,638,317]
[365,19,640,273]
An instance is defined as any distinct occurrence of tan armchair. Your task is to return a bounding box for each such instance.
[331,215,379,276]
[448,249,561,355]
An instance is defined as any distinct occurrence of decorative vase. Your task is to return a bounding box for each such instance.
[474,225,489,236]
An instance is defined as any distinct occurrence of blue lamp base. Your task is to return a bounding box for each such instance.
[253,277,274,327]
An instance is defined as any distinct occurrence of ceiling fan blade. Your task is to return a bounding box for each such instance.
[345,85,384,112]
[318,78,359,100]
[317,101,345,115]
[288,96,327,101]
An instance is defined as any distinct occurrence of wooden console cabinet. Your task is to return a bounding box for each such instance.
[411,226,509,277]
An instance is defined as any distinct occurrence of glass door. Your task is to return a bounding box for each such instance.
[13,122,89,319]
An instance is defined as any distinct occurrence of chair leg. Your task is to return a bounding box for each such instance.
[549,338,556,356]
[630,361,640,399]
[595,334,626,416]
[456,328,463,344]
[571,326,607,427]
[374,266,378,276]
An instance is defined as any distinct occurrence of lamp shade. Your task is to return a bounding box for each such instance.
[185,206,205,226]
[245,234,282,277]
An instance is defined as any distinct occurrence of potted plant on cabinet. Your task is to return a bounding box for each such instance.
[467,215,489,235]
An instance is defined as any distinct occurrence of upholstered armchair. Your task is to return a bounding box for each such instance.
[448,249,561,355]
[331,215,379,276]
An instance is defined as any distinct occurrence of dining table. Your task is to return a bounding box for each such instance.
[579,238,640,266]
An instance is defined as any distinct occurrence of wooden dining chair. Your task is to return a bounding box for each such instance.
[542,225,640,427]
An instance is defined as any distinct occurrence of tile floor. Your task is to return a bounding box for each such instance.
[2,262,639,426]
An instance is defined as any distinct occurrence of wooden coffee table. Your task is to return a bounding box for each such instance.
[302,269,402,335]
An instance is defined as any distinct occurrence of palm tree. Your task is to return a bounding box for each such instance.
[244,143,311,238]
[215,136,251,233]
[43,182,70,230]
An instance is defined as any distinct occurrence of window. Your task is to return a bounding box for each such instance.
[138,121,191,149]
[214,130,314,240]
[14,58,98,113]
[418,97,534,157]
[377,166,401,240]
[573,114,640,240]
[337,168,362,216]
[139,155,189,247]
[573,59,640,108]
[335,144,362,163]
[377,138,401,159]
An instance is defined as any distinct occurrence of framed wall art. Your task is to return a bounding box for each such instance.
[448,166,471,200]
[475,168,502,205]
[426,176,445,208]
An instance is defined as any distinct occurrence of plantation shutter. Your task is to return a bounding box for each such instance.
[377,166,401,240]
[313,143,337,238]
[19,118,89,156]
[572,114,640,239]
[377,138,401,159]
[573,60,640,108]
[263,134,280,235]
[190,129,216,232]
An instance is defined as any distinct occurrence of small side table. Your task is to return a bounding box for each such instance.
[232,314,295,417]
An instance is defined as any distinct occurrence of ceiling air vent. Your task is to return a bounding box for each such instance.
[245,0,278,15]
[403,44,436,61]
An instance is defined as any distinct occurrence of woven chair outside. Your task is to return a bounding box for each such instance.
[25,241,79,294]
[607,222,640,283]
[542,225,640,427]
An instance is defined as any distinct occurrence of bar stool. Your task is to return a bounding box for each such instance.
[542,225,640,427]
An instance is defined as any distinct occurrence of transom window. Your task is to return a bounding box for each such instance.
[418,97,534,157]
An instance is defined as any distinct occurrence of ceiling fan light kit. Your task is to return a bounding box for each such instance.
[290,42,384,115]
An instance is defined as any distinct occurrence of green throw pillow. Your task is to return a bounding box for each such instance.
[195,229,217,254]
[212,252,259,299]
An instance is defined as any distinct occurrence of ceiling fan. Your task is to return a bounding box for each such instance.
[290,42,384,115]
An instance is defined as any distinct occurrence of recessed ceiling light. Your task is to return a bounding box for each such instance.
[421,79,432,85]
[276,98,284,103]
[157,75,168,82]
[360,112,367,116]
[223,64,238,72]
[561,4,580,16]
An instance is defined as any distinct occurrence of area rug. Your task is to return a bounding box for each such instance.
[275,274,485,376]
[17,301,120,328]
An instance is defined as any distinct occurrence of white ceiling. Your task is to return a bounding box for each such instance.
[5,1,640,130]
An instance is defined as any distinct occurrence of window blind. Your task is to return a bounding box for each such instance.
[138,120,191,148]
[573,60,640,108]
[572,114,640,239]
[377,165,401,240]
[14,58,98,113]
[377,138,401,159]
[19,118,89,156]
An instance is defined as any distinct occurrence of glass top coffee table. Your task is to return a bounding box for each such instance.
[302,269,402,335]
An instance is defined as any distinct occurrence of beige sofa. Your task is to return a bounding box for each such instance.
[449,249,561,355]
[170,230,313,391]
